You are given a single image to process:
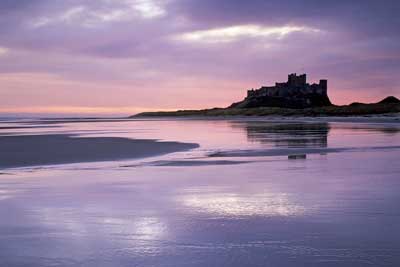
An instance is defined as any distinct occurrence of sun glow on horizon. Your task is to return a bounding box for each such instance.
[0,106,181,116]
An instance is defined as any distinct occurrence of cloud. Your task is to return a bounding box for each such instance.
[31,6,86,28]
[0,47,8,56]
[131,0,166,18]
[174,24,320,44]
[30,0,167,28]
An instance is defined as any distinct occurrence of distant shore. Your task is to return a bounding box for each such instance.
[133,101,400,118]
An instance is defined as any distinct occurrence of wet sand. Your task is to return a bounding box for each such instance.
[0,134,199,169]
[209,145,400,158]
[122,159,251,167]
[1,119,400,266]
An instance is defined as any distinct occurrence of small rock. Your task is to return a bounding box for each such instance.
[288,154,307,160]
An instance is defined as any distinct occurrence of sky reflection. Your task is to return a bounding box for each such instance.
[101,217,166,241]
[181,192,305,217]
[0,189,20,201]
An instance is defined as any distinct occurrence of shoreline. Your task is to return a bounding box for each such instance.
[130,114,400,124]
[133,100,400,119]
[3,114,400,125]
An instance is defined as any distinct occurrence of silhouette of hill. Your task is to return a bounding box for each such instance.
[378,96,400,104]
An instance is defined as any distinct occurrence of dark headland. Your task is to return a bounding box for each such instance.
[133,73,400,117]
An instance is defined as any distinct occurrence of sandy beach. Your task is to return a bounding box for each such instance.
[0,134,198,169]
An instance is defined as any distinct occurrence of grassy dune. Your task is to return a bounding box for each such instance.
[133,103,400,117]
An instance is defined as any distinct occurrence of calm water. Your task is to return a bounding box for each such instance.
[1,118,400,266]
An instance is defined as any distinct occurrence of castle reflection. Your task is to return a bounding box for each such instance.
[231,121,330,148]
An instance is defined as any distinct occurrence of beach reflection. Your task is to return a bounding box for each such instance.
[0,189,19,201]
[181,191,305,217]
[101,217,166,241]
[33,206,167,243]
[2,118,400,266]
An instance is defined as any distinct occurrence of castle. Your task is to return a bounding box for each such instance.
[231,73,332,109]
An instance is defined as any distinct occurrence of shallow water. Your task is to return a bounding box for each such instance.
[1,118,400,266]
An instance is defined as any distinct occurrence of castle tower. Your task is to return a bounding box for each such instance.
[319,79,327,92]
[288,73,307,87]
[298,74,307,85]
[288,73,296,86]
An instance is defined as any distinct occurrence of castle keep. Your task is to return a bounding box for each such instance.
[231,73,331,109]
[247,73,327,99]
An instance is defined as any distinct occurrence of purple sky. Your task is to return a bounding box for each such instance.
[0,0,399,115]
